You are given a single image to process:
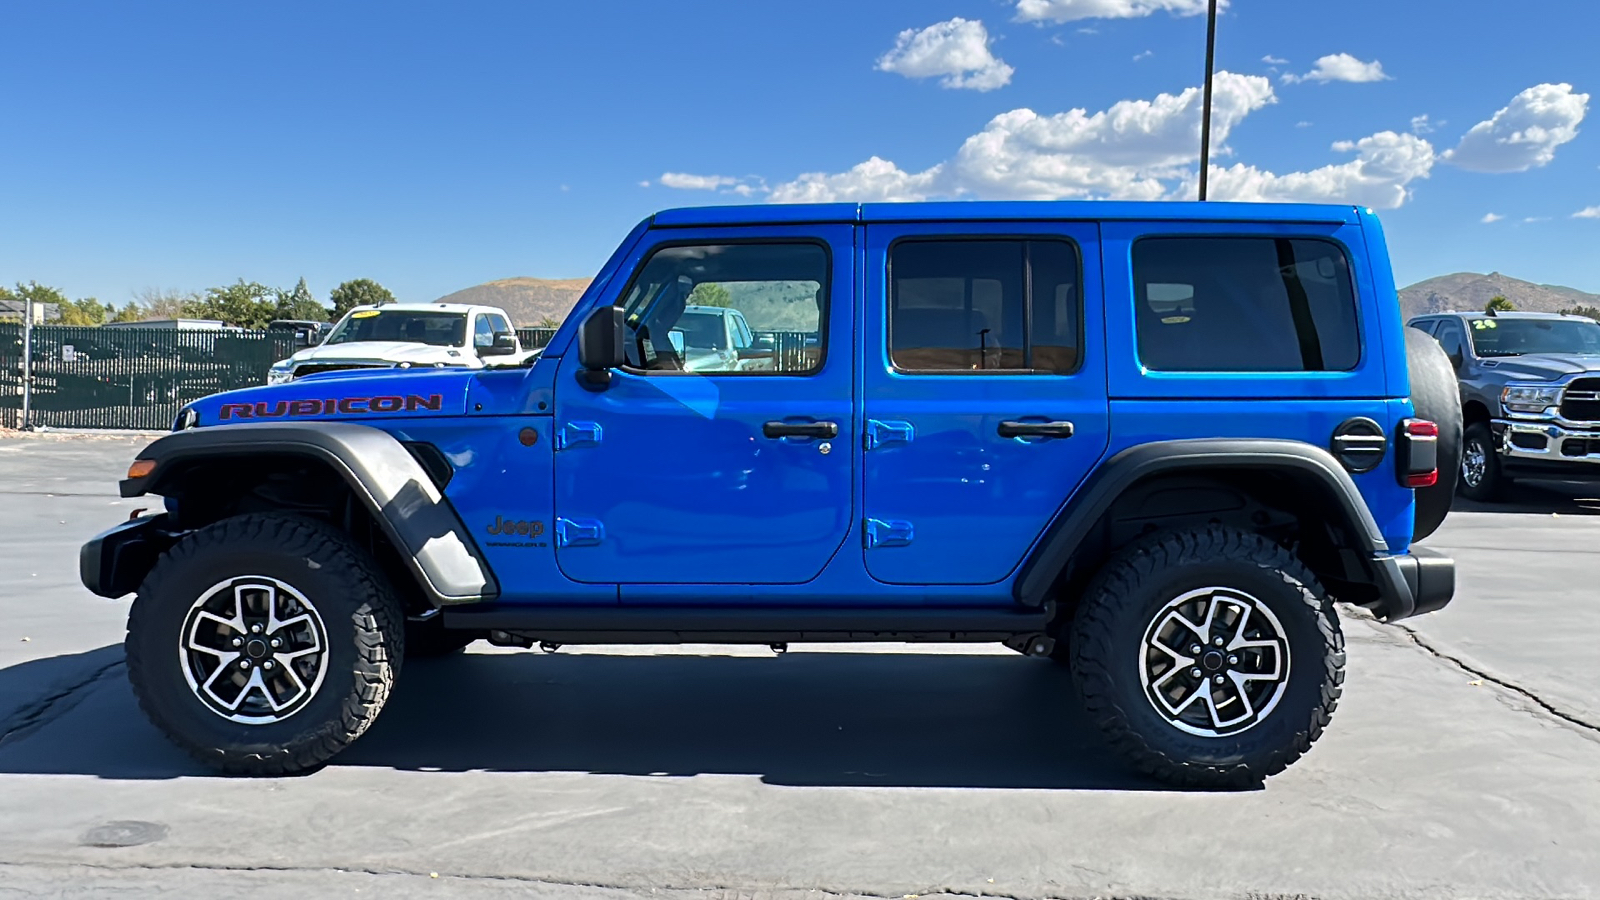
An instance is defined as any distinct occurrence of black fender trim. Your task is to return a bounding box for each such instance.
[120,422,497,605]
[1014,438,1389,608]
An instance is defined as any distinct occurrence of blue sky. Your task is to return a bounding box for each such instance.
[2,0,1597,308]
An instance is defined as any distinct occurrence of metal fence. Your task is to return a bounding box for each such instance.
[1,324,295,431]
[515,327,559,351]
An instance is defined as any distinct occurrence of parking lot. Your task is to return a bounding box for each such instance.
[0,432,1596,900]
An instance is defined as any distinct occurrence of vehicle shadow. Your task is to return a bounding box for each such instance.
[0,647,1178,791]
[1451,479,1600,515]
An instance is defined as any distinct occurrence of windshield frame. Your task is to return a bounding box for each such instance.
[1465,317,1600,358]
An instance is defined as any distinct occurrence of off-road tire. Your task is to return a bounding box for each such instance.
[1405,327,1463,539]
[404,617,480,658]
[125,514,404,775]
[1070,526,1344,789]
[1459,422,1510,502]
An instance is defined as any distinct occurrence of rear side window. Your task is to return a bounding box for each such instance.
[890,239,1080,373]
[1132,237,1360,372]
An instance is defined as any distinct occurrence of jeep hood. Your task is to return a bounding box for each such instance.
[282,341,473,367]
[1481,353,1600,381]
[184,368,476,427]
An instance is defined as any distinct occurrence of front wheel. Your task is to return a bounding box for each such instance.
[1458,423,1510,502]
[1070,526,1344,789]
[125,514,404,775]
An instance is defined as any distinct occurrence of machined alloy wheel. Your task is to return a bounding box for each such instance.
[1139,587,1290,738]
[180,577,329,724]
[1461,437,1488,489]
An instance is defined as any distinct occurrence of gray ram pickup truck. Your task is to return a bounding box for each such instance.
[1408,310,1600,500]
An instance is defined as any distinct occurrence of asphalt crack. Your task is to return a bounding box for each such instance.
[0,861,1161,900]
[0,658,124,748]
[1366,617,1600,737]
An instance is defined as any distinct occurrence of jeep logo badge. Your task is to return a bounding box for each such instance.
[487,516,544,537]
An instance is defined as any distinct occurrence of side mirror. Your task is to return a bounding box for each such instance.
[577,305,626,388]
[1448,349,1464,371]
[481,332,518,357]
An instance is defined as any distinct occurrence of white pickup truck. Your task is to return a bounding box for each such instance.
[266,303,537,384]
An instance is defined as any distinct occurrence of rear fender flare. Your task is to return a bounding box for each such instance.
[1014,438,1388,607]
[122,422,497,605]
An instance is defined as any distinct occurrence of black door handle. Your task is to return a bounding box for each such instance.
[998,420,1075,439]
[763,421,839,440]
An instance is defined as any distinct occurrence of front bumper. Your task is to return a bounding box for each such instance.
[1497,418,1600,466]
[1370,548,1455,621]
[80,514,180,599]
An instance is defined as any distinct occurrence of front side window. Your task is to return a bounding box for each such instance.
[1467,317,1600,356]
[473,314,494,348]
[1434,321,1466,363]
[619,242,828,374]
[1133,237,1360,372]
[326,310,467,348]
[889,239,1080,373]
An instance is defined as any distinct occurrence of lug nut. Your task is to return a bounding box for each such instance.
[1213,637,1224,646]
[1190,645,1202,655]
[1228,655,1238,665]
[1214,675,1225,685]
[1190,667,1203,678]
[270,638,281,649]
[263,661,274,670]
[238,660,250,669]
[232,638,243,647]
[251,624,262,634]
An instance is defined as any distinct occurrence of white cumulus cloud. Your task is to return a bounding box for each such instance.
[876,18,1013,92]
[769,157,943,204]
[1262,55,1288,66]
[1411,114,1437,134]
[1282,53,1389,84]
[1574,206,1600,219]
[658,172,766,196]
[1481,213,1504,223]
[1015,0,1220,22]
[1201,131,1435,209]
[1445,83,1590,173]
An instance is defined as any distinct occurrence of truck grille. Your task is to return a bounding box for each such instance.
[292,362,392,379]
[1561,377,1600,422]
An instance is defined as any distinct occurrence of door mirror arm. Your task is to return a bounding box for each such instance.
[577,305,627,390]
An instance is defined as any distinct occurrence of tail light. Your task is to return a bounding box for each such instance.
[1398,419,1439,488]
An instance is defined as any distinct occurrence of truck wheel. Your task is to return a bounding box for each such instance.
[1459,422,1510,502]
[125,514,404,775]
[1405,327,1462,540]
[404,616,480,658]
[1070,526,1344,789]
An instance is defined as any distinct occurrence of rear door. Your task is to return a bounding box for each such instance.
[860,221,1110,585]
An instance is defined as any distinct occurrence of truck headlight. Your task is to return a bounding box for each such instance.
[267,363,295,385]
[1502,384,1562,413]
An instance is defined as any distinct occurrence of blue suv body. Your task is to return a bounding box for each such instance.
[83,201,1461,786]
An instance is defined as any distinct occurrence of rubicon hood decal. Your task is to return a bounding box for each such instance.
[219,394,444,420]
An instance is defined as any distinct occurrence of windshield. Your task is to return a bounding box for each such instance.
[674,312,726,350]
[1468,318,1600,356]
[325,310,467,347]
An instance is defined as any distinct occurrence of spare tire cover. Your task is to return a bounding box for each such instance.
[1405,327,1462,541]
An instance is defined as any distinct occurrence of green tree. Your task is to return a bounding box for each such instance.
[687,282,733,308]
[1485,295,1515,313]
[184,279,278,329]
[6,282,71,322]
[329,279,395,318]
[56,297,112,326]
[273,277,329,322]
[108,301,146,323]
[537,315,561,328]
[1558,305,1600,321]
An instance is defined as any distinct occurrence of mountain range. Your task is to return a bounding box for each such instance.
[438,272,1600,327]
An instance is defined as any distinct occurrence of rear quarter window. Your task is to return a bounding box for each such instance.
[1132,237,1361,372]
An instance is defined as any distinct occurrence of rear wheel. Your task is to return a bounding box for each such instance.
[125,514,403,775]
[1070,526,1344,789]
[1459,422,1510,502]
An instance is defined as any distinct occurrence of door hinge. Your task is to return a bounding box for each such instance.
[554,517,605,548]
[555,421,604,451]
[864,419,914,451]
[863,518,914,549]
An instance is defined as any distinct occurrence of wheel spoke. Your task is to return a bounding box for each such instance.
[1140,586,1293,738]
[182,575,329,725]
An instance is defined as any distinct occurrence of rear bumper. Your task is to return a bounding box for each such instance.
[1370,548,1455,621]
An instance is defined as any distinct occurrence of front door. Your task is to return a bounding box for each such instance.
[553,225,855,585]
[861,222,1110,585]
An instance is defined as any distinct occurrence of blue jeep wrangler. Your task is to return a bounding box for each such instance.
[82,202,1462,787]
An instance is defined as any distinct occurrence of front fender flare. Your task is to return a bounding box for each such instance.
[120,422,497,605]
